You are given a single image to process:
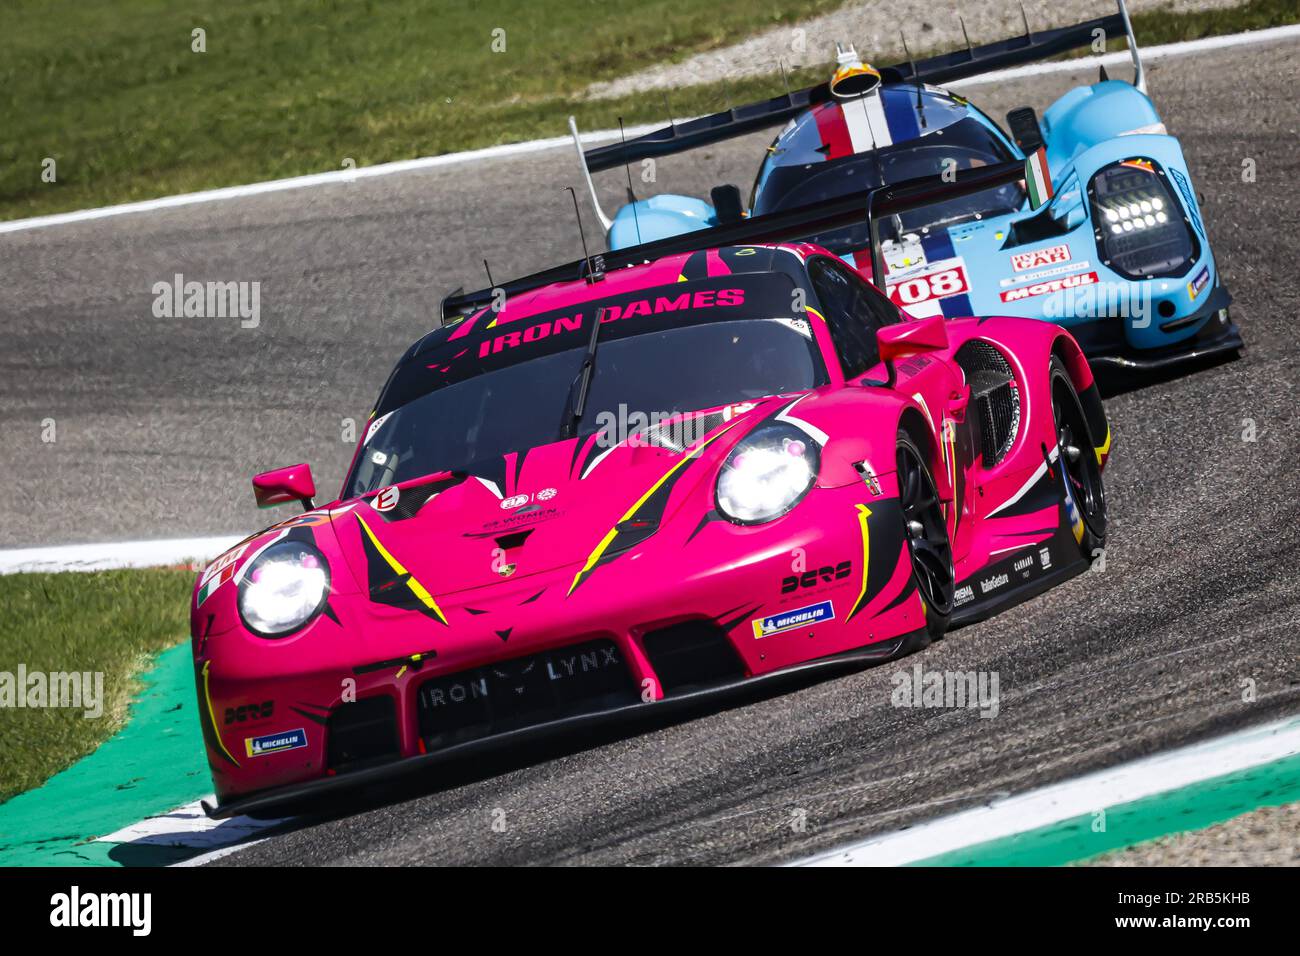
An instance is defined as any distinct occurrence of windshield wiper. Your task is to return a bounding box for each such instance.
[560,305,607,440]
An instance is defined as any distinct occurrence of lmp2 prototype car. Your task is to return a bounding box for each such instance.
[569,0,1240,373]
[193,240,1110,817]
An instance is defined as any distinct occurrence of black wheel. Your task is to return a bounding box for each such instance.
[1049,356,1107,558]
[896,431,954,643]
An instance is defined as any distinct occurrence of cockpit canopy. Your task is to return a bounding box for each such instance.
[750,86,1025,253]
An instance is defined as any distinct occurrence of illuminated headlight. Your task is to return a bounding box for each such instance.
[1089,158,1198,279]
[238,541,330,637]
[716,423,820,524]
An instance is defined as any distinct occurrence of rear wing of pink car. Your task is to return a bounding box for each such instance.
[440,160,1028,322]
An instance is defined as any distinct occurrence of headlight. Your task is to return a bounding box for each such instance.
[716,422,820,524]
[238,540,330,637]
[1088,158,1198,279]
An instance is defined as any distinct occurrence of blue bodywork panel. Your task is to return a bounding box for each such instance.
[605,79,1239,371]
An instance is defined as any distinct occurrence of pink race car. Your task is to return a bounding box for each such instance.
[193,242,1110,818]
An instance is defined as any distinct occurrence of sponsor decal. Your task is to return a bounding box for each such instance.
[1000,260,1090,287]
[502,488,557,509]
[1010,244,1071,274]
[954,584,975,606]
[886,259,970,308]
[245,727,308,757]
[1168,167,1205,236]
[197,544,247,606]
[364,411,393,445]
[1013,554,1034,574]
[1039,547,1052,570]
[225,700,274,725]
[371,485,400,512]
[752,600,835,639]
[979,572,1009,595]
[1188,265,1210,301]
[782,561,852,593]
[478,287,748,358]
[1000,271,1099,303]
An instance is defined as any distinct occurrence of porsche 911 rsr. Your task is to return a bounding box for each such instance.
[194,242,1109,818]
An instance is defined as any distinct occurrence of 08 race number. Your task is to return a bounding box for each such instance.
[887,264,970,308]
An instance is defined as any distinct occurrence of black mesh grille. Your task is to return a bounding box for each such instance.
[415,638,638,751]
[327,696,400,772]
[642,621,746,695]
[955,340,1020,467]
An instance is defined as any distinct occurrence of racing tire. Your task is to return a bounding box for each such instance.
[1049,356,1107,560]
[895,430,955,648]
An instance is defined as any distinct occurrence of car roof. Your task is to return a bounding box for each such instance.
[409,243,821,362]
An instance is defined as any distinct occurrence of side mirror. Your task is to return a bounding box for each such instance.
[252,463,316,511]
[873,316,949,389]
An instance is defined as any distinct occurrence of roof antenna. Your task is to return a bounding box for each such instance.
[482,258,495,289]
[778,57,793,103]
[662,91,677,136]
[1019,2,1033,41]
[618,118,643,247]
[959,16,974,59]
[901,31,927,130]
[564,186,603,283]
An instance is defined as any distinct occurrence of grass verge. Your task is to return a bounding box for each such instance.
[0,569,195,803]
[1,0,1295,221]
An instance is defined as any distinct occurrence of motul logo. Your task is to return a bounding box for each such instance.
[1000,271,1099,303]
[1010,244,1070,273]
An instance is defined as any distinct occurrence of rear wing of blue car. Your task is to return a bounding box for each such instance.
[579,0,1145,175]
[440,159,1030,321]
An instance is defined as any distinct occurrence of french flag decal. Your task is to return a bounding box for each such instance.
[1025,146,1054,210]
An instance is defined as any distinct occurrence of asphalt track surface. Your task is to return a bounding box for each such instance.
[3,38,1299,865]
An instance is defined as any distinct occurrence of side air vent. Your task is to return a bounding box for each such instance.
[954,340,1021,467]
[642,621,746,695]
[642,412,727,452]
[327,696,400,772]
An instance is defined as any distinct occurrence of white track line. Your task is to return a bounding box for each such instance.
[3,25,1298,237]
[96,797,285,855]
[791,715,1300,866]
[0,535,242,574]
[0,120,673,236]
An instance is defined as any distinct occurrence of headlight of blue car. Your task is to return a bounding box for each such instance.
[1088,158,1199,280]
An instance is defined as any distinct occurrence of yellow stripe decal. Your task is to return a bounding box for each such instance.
[202,660,239,767]
[849,503,872,619]
[805,306,827,323]
[568,423,737,596]
[356,513,448,625]
[1094,426,1112,465]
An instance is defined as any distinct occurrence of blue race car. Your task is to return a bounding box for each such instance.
[568,0,1240,374]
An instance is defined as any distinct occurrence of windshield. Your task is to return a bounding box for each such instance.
[753,116,1024,254]
[344,274,827,498]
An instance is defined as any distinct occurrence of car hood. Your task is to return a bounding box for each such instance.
[328,402,776,599]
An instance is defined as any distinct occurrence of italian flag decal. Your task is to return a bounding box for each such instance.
[1025,146,1054,210]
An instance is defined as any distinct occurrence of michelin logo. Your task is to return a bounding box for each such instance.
[753,600,834,639]
[246,727,307,757]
